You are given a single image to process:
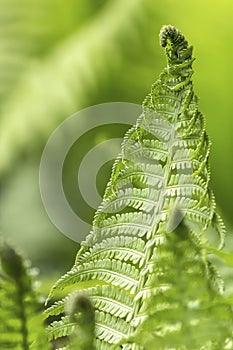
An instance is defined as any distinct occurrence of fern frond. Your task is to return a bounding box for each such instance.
[0,239,48,350]
[125,219,233,349]
[0,0,152,176]
[46,25,226,349]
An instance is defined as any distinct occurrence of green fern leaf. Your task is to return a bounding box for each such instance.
[46,25,226,349]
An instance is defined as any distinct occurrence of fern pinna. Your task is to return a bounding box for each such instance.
[45,25,226,349]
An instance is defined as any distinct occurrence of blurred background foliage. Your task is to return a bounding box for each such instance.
[0,0,233,285]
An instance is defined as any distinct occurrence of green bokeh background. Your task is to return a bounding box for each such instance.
[0,0,233,279]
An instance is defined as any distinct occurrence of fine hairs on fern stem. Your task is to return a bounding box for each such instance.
[46,25,226,349]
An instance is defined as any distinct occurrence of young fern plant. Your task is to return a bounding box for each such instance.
[45,25,227,349]
[0,239,48,350]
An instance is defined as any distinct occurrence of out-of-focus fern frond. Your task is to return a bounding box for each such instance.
[0,0,104,104]
[0,0,44,102]
[125,219,233,349]
[0,0,152,176]
[0,239,48,350]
